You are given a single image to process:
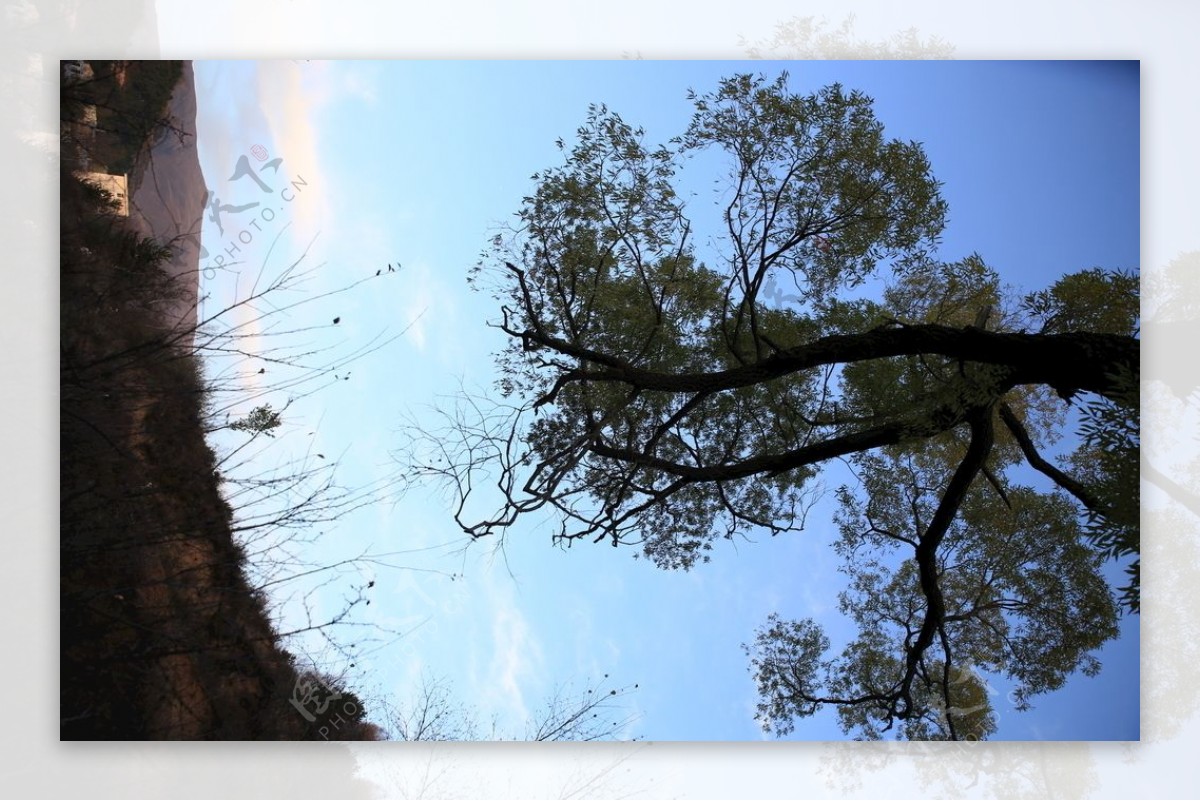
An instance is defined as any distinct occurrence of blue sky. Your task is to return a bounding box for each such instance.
[191,60,1139,741]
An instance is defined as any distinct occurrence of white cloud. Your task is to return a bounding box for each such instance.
[195,61,335,272]
[340,65,379,106]
[18,130,56,153]
[255,62,333,237]
[5,0,38,27]
[467,571,545,731]
[397,261,464,359]
[401,263,435,351]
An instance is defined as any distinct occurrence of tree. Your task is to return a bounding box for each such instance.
[381,673,640,742]
[401,72,1139,739]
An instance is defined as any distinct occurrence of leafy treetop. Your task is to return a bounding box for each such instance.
[411,72,1138,740]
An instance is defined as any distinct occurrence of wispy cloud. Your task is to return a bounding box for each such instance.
[401,263,435,352]
[392,261,467,365]
[467,569,544,730]
[255,61,332,237]
[194,61,345,371]
[340,64,379,106]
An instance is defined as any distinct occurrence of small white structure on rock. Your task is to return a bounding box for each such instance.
[76,172,130,216]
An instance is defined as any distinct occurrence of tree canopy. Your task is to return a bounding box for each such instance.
[406,72,1139,740]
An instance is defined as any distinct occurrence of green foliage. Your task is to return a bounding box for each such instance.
[230,403,283,438]
[470,72,947,569]
[747,451,1119,740]
[1022,269,1140,611]
[883,253,1001,327]
[899,661,997,742]
[1021,267,1140,336]
[743,613,829,735]
[745,611,1001,741]
[678,75,947,300]
[1070,366,1140,612]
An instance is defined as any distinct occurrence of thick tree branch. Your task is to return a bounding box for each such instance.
[512,318,1137,404]
[586,395,976,484]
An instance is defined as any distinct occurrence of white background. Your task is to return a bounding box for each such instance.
[4,1,1195,797]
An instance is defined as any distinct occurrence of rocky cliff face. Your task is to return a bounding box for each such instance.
[61,63,382,742]
[126,60,206,349]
